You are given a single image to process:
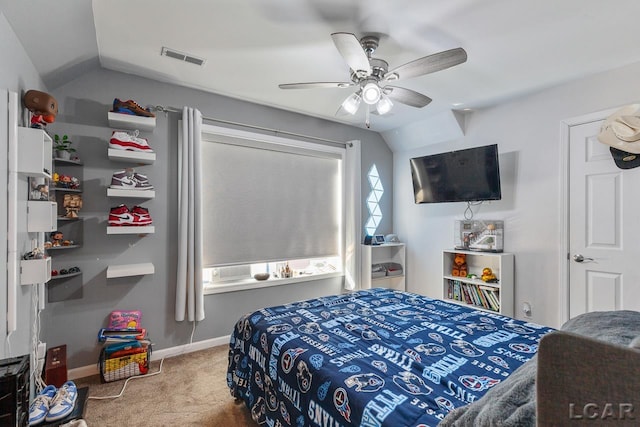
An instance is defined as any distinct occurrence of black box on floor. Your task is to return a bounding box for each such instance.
[0,354,29,427]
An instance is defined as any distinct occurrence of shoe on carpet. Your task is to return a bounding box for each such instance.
[109,130,154,153]
[112,98,155,117]
[110,169,154,190]
[45,381,78,422]
[29,385,57,425]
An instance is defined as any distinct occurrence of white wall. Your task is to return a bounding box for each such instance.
[0,12,47,359]
[394,60,640,329]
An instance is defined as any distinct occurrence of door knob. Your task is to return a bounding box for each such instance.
[573,254,593,263]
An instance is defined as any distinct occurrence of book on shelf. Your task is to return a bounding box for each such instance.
[479,285,500,311]
[446,279,500,312]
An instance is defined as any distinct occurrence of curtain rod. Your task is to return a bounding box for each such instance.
[151,105,350,147]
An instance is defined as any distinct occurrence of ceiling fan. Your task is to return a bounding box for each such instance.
[279,32,468,128]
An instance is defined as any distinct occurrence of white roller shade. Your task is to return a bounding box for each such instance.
[202,132,342,267]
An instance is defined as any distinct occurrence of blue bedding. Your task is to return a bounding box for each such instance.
[227,288,554,427]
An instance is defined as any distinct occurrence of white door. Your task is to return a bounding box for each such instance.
[568,114,640,318]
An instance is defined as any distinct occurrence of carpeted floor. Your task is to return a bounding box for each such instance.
[74,345,257,426]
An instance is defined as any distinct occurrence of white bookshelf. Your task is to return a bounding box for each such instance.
[361,243,405,291]
[442,249,514,316]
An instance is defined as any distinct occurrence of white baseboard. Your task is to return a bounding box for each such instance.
[67,335,230,381]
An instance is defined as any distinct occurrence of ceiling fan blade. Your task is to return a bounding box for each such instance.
[386,47,467,80]
[331,32,370,75]
[279,82,354,90]
[384,86,432,108]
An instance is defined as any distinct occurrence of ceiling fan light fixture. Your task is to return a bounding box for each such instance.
[376,95,393,115]
[341,92,362,115]
[362,82,381,105]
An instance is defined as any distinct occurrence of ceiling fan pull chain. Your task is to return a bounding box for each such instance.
[365,105,371,129]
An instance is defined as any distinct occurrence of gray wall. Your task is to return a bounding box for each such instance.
[0,12,47,359]
[394,60,640,329]
[43,68,392,368]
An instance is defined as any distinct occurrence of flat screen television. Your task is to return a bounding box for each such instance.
[410,144,502,204]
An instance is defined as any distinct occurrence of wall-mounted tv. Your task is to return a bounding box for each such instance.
[410,144,502,204]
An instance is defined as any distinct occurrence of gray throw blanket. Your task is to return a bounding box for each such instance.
[438,310,640,427]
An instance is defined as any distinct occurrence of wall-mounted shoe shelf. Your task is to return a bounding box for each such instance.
[107,188,155,199]
[108,111,156,132]
[106,263,155,279]
[107,148,156,165]
[107,226,155,235]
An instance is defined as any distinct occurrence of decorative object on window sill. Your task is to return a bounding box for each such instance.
[253,273,270,281]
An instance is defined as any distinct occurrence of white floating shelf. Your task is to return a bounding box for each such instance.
[107,226,155,235]
[107,188,155,199]
[18,127,52,178]
[20,257,52,285]
[108,148,156,165]
[107,263,155,279]
[108,111,156,132]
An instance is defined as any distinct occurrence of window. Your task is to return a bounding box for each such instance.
[365,164,383,236]
[199,125,345,293]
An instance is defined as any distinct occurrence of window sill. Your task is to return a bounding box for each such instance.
[204,271,343,295]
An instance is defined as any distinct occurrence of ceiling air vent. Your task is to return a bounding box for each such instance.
[160,47,206,67]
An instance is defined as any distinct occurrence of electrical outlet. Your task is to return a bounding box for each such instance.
[37,342,46,359]
[522,302,532,317]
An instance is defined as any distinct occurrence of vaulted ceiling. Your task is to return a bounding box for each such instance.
[3,0,640,135]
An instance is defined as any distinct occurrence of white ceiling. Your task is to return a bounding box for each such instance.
[3,0,640,134]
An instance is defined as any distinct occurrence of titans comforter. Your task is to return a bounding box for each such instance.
[227,288,554,427]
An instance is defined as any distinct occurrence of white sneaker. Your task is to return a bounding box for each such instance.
[29,385,57,425]
[45,381,78,422]
[109,130,154,152]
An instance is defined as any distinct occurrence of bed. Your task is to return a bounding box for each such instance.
[227,287,556,426]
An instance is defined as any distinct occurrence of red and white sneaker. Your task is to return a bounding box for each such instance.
[131,206,153,225]
[108,205,153,226]
[109,130,154,152]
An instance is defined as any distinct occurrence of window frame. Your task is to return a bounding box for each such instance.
[199,124,347,295]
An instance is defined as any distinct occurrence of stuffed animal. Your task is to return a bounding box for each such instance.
[452,253,468,277]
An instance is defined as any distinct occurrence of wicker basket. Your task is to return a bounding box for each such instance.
[99,342,151,383]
